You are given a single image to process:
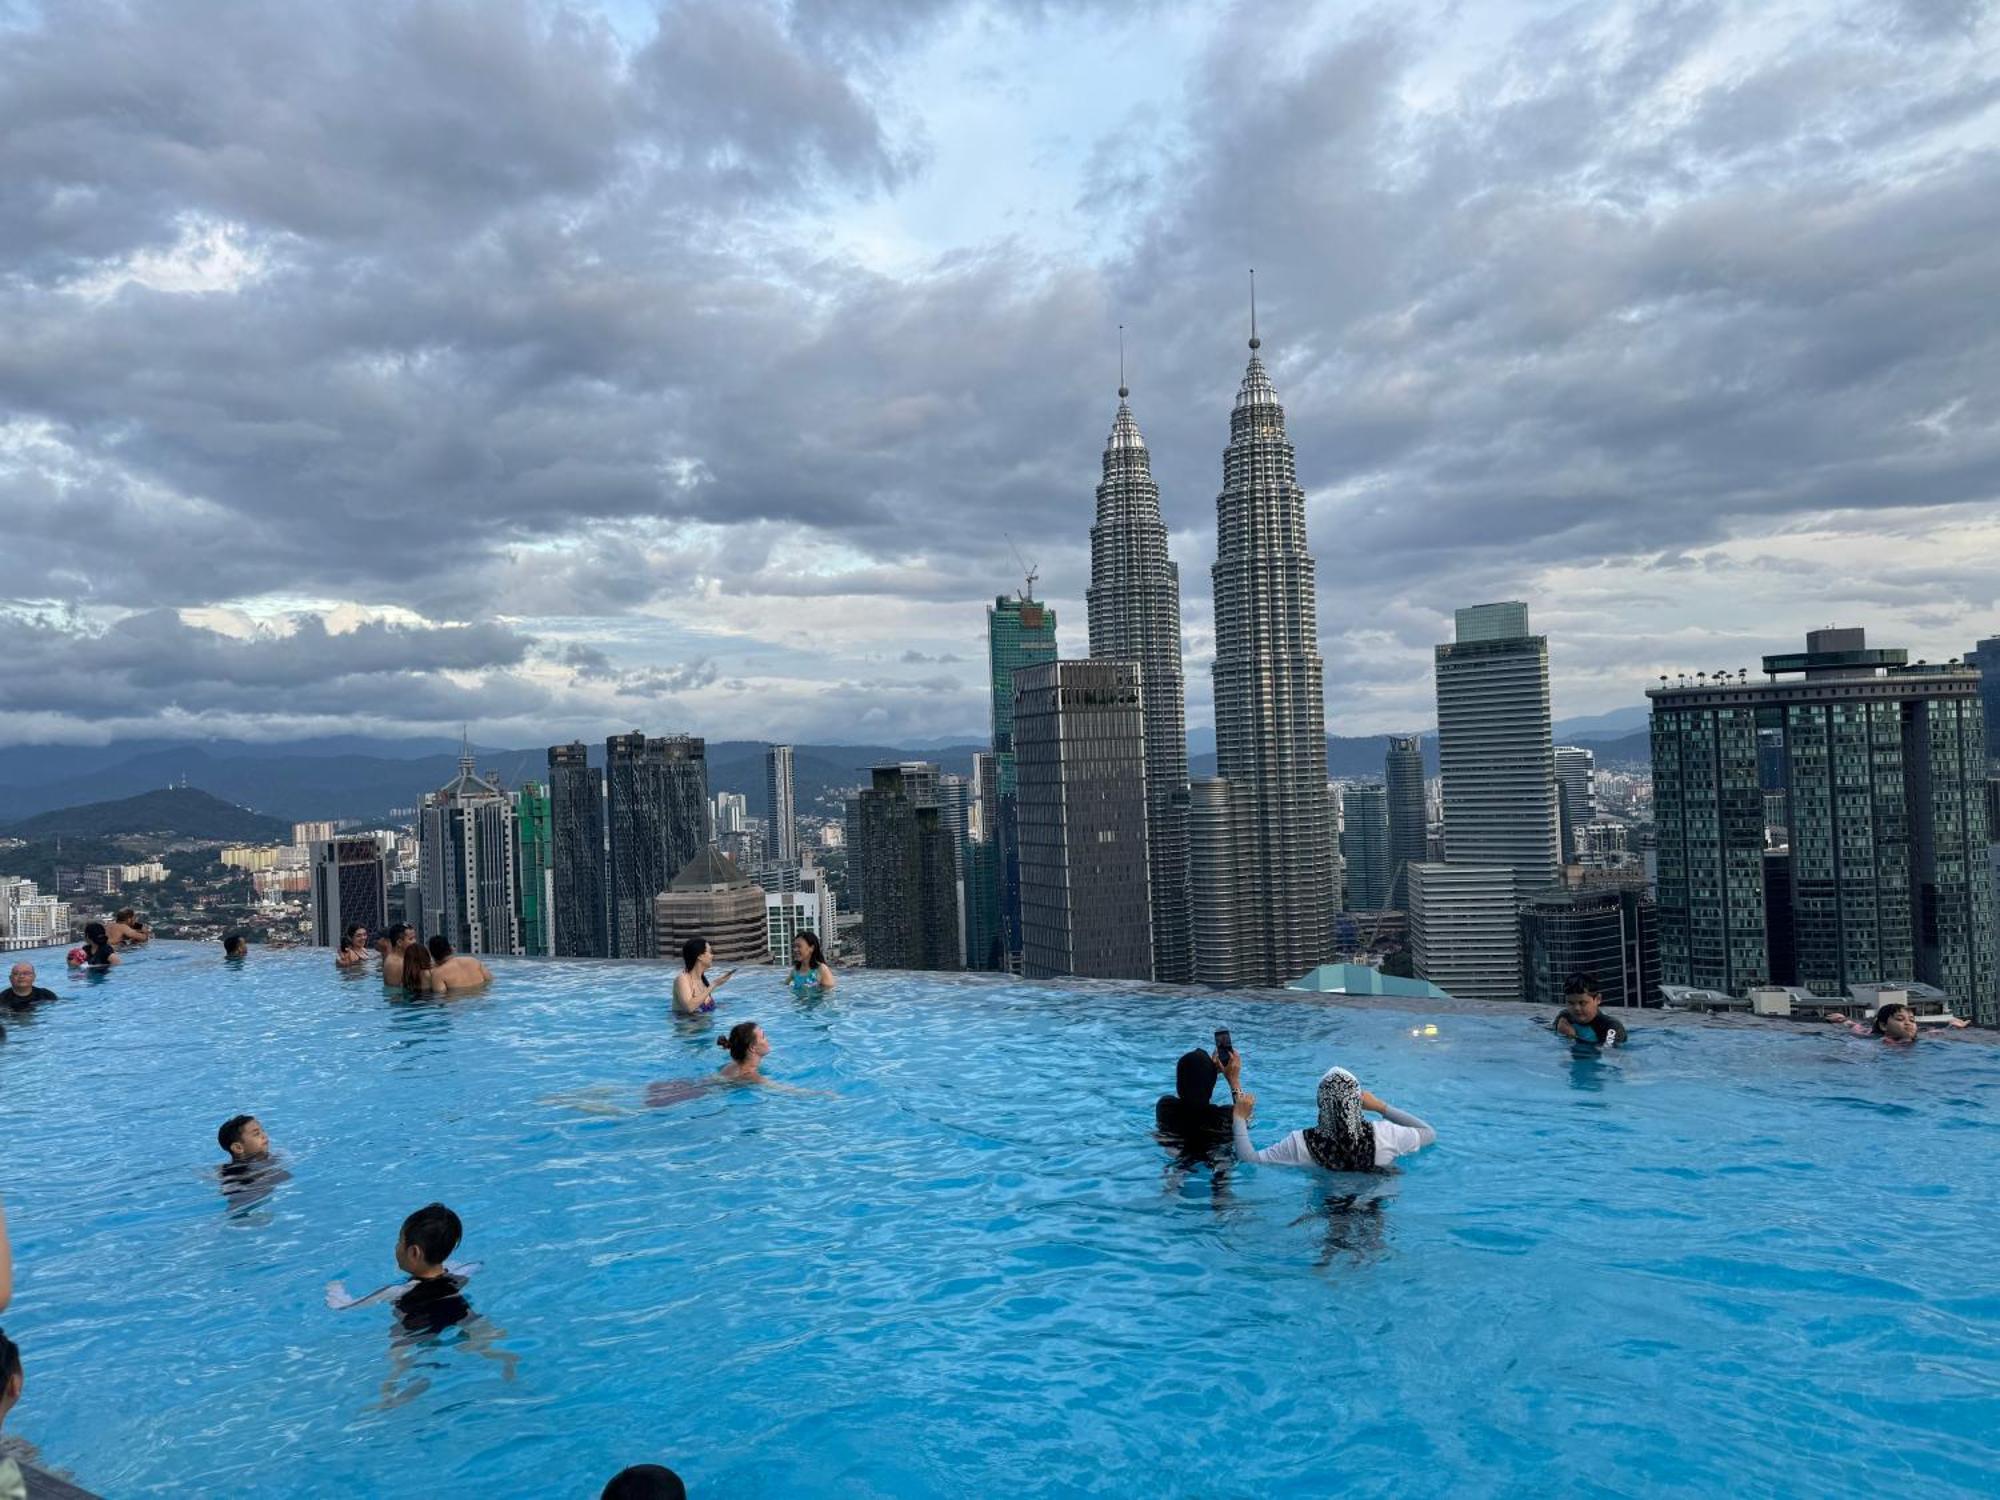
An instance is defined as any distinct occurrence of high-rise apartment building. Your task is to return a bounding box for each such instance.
[1408,863,1519,1002]
[936,773,973,966]
[311,836,389,947]
[856,763,962,971]
[1384,736,1427,910]
[987,593,1059,969]
[293,821,338,848]
[1188,779,1247,986]
[712,791,748,836]
[605,732,710,960]
[966,750,1004,971]
[1436,603,1561,892]
[1013,659,1154,979]
[1651,628,1994,1024]
[417,752,520,956]
[513,781,553,956]
[1968,636,2000,769]
[1086,383,1192,982]
[765,745,798,869]
[548,742,607,958]
[1340,783,1392,911]
[0,878,70,950]
[1521,886,1659,1009]
[1553,746,1598,864]
[1193,323,1334,986]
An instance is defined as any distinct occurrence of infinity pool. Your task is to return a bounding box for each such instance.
[2,942,1996,1497]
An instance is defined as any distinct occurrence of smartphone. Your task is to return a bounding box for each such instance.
[1214,1029,1233,1067]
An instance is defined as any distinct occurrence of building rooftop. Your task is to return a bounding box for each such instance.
[1288,963,1452,1000]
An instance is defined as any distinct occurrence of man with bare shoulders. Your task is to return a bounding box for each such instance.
[427,935,492,991]
[106,908,152,946]
[380,924,416,987]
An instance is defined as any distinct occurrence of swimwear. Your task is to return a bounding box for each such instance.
[1556,1007,1628,1045]
[394,1273,472,1335]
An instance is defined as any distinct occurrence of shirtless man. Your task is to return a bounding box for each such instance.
[106,908,152,946]
[427,935,492,991]
[380,925,416,987]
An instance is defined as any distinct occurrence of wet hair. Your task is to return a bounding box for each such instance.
[0,1328,19,1400]
[399,1202,463,1265]
[717,1020,761,1063]
[428,935,453,962]
[387,923,413,945]
[1564,972,1601,1000]
[115,908,135,923]
[403,943,437,993]
[217,1114,257,1153]
[84,920,109,946]
[222,933,247,957]
[1872,1002,1913,1034]
[792,930,826,972]
[681,936,709,971]
[601,1466,687,1500]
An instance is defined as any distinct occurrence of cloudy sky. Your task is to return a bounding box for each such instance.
[2,0,1997,749]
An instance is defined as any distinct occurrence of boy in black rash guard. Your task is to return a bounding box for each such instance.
[1554,973,1628,1046]
[327,1203,472,1331]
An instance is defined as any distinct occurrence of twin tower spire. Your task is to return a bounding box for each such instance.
[1087,288,1333,988]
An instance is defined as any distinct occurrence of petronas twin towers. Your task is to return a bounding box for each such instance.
[1086,324,1333,988]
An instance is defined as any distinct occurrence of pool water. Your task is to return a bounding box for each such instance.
[2,943,1997,1498]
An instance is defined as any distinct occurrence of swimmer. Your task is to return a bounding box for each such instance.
[427,936,492,991]
[1155,1044,1241,1156]
[221,933,249,960]
[218,1114,273,1165]
[1826,1001,1969,1043]
[713,1020,825,1095]
[335,924,371,968]
[672,937,735,1016]
[1232,1067,1436,1173]
[107,908,151,946]
[401,943,446,997]
[325,1203,478,1329]
[381,924,416,987]
[67,922,119,969]
[5,964,56,1010]
[216,1113,290,1207]
[788,932,836,998]
[1553,972,1627,1046]
[602,1466,688,1500]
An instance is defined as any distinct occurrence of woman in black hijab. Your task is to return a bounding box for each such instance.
[1156,1046,1241,1148]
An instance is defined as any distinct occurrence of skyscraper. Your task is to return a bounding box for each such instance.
[966,751,1004,970]
[1194,319,1334,986]
[548,742,607,958]
[417,749,521,956]
[653,845,766,965]
[606,732,711,960]
[310,835,388,947]
[1086,381,1191,982]
[1521,886,1660,1009]
[1651,628,1994,1023]
[1384,736,1427,910]
[936,773,973,965]
[857,763,962,971]
[765,745,798,869]
[1340,783,1392,911]
[1436,603,1561,892]
[987,592,1058,968]
[1969,636,2000,771]
[1408,863,1519,1002]
[1188,778,1247,987]
[513,781,553,956]
[1013,659,1154,979]
[1553,746,1598,863]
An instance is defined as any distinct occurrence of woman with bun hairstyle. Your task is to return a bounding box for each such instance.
[716,1021,770,1082]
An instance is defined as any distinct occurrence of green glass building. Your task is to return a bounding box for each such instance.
[986,593,1058,967]
[1650,629,1994,1024]
[513,780,553,957]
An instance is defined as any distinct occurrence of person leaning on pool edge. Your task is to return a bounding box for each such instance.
[1553,972,1627,1046]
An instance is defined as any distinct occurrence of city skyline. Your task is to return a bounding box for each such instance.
[4,3,1997,751]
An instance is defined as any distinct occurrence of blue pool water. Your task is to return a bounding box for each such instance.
[2,943,1997,1497]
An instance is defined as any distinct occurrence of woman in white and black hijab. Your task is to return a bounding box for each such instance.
[1230,1066,1435,1172]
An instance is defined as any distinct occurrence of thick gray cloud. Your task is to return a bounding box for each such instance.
[1,0,1996,746]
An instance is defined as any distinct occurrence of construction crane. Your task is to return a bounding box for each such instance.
[1004,534,1039,602]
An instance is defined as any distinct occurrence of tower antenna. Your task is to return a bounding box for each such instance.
[1118,323,1127,399]
[1249,267,1259,350]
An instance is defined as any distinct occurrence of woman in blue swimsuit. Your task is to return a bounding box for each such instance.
[788,931,836,998]
[672,936,736,1016]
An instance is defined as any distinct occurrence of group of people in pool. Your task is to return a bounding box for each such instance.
[58,906,152,970]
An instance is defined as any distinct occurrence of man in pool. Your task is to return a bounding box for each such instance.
[1553,973,1627,1046]
[380,925,415,987]
[106,908,151,946]
[426,936,492,991]
[4,965,55,1010]
[221,934,249,960]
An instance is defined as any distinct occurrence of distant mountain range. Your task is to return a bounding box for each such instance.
[0,714,1654,829]
[2,786,292,843]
